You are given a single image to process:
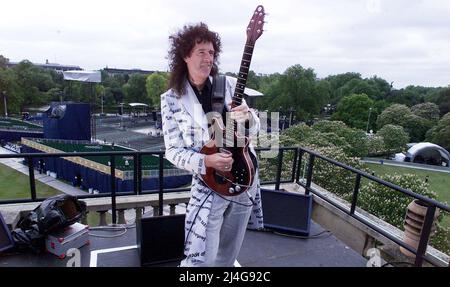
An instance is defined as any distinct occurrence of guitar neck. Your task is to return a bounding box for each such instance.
[232,42,254,108]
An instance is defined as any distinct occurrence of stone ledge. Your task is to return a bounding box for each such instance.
[0,192,191,229]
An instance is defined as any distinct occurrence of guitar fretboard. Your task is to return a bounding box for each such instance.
[232,42,254,108]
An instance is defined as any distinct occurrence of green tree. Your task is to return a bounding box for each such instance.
[376,104,411,129]
[271,64,323,120]
[311,120,369,157]
[411,102,440,121]
[366,135,386,156]
[377,124,409,153]
[388,86,425,106]
[339,78,378,100]
[403,114,434,142]
[331,93,374,130]
[0,55,9,69]
[146,72,168,108]
[434,88,450,116]
[123,74,147,104]
[325,72,362,104]
[366,76,392,100]
[426,112,450,151]
[13,60,56,109]
[0,68,22,115]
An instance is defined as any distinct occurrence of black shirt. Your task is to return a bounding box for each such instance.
[189,78,227,125]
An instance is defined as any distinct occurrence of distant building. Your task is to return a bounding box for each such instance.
[7,59,82,73]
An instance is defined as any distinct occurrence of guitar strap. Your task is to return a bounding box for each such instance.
[211,75,226,115]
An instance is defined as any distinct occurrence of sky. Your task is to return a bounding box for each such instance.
[1,0,450,89]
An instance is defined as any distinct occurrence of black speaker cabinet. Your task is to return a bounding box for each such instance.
[136,213,185,266]
[260,189,312,236]
[0,212,14,253]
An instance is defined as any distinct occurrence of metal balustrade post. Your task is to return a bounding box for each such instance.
[305,154,315,195]
[133,153,138,195]
[350,174,361,215]
[275,149,284,190]
[110,155,116,224]
[137,153,142,194]
[27,156,37,201]
[291,148,298,182]
[414,205,437,267]
[295,149,304,183]
[158,154,164,216]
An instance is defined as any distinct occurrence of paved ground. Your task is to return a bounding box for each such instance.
[0,219,367,267]
[362,158,450,173]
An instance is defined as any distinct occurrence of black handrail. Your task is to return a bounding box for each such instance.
[296,147,450,267]
[0,146,448,267]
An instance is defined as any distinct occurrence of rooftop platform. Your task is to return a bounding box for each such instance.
[0,219,367,267]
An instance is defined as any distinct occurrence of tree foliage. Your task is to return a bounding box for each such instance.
[377,124,409,153]
[376,104,411,129]
[122,74,147,103]
[146,72,168,108]
[411,102,440,121]
[434,88,450,116]
[426,112,450,151]
[332,93,374,130]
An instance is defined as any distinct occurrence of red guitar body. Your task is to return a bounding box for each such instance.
[200,118,255,196]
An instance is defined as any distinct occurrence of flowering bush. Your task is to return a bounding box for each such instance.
[358,174,436,227]
[306,145,365,200]
[377,124,409,154]
[366,135,386,156]
[358,173,449,254]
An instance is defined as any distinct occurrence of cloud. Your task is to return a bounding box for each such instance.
[0,0,449,88]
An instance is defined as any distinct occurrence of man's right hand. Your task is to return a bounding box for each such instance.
[205,152,233,172]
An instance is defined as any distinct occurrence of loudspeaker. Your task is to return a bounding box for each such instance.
[0,212,14,253]
[136,213,185,266]
[260,189,312,236]
[43,103,91,140]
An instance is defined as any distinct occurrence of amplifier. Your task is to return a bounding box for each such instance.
[260,188,313,236]
[0,212,14,253]
[136,213,185,266]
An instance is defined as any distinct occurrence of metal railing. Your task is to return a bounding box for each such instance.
[296,147,450,267]
[0,146,449,267]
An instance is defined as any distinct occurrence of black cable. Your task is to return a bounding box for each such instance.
[381,261,416,267]
[184,190,213,247]
[183,188,255,248]
[213,190,254,207]
[272,229,332,239]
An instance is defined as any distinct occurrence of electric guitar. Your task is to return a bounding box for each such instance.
[200,5,266,196]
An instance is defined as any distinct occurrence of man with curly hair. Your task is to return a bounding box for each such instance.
[160,22,263,267]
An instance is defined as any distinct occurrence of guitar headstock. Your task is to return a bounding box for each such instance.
[246,5,265,44]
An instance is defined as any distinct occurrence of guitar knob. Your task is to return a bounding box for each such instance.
[235,186,241,192]
[229,187,235,194]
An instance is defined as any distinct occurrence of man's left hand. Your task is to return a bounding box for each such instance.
[228,101,251,123]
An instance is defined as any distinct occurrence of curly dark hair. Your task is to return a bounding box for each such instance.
[168,22,222,96]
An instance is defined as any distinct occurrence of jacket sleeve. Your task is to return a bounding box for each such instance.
[161,92,207,175]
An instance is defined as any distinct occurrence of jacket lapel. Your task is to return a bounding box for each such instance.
[179,79,209,133]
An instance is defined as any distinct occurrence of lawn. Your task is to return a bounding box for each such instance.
[364,162,450,228]
[0,162,61,200]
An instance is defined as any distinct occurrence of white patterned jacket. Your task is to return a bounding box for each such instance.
[160,75,264,264]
